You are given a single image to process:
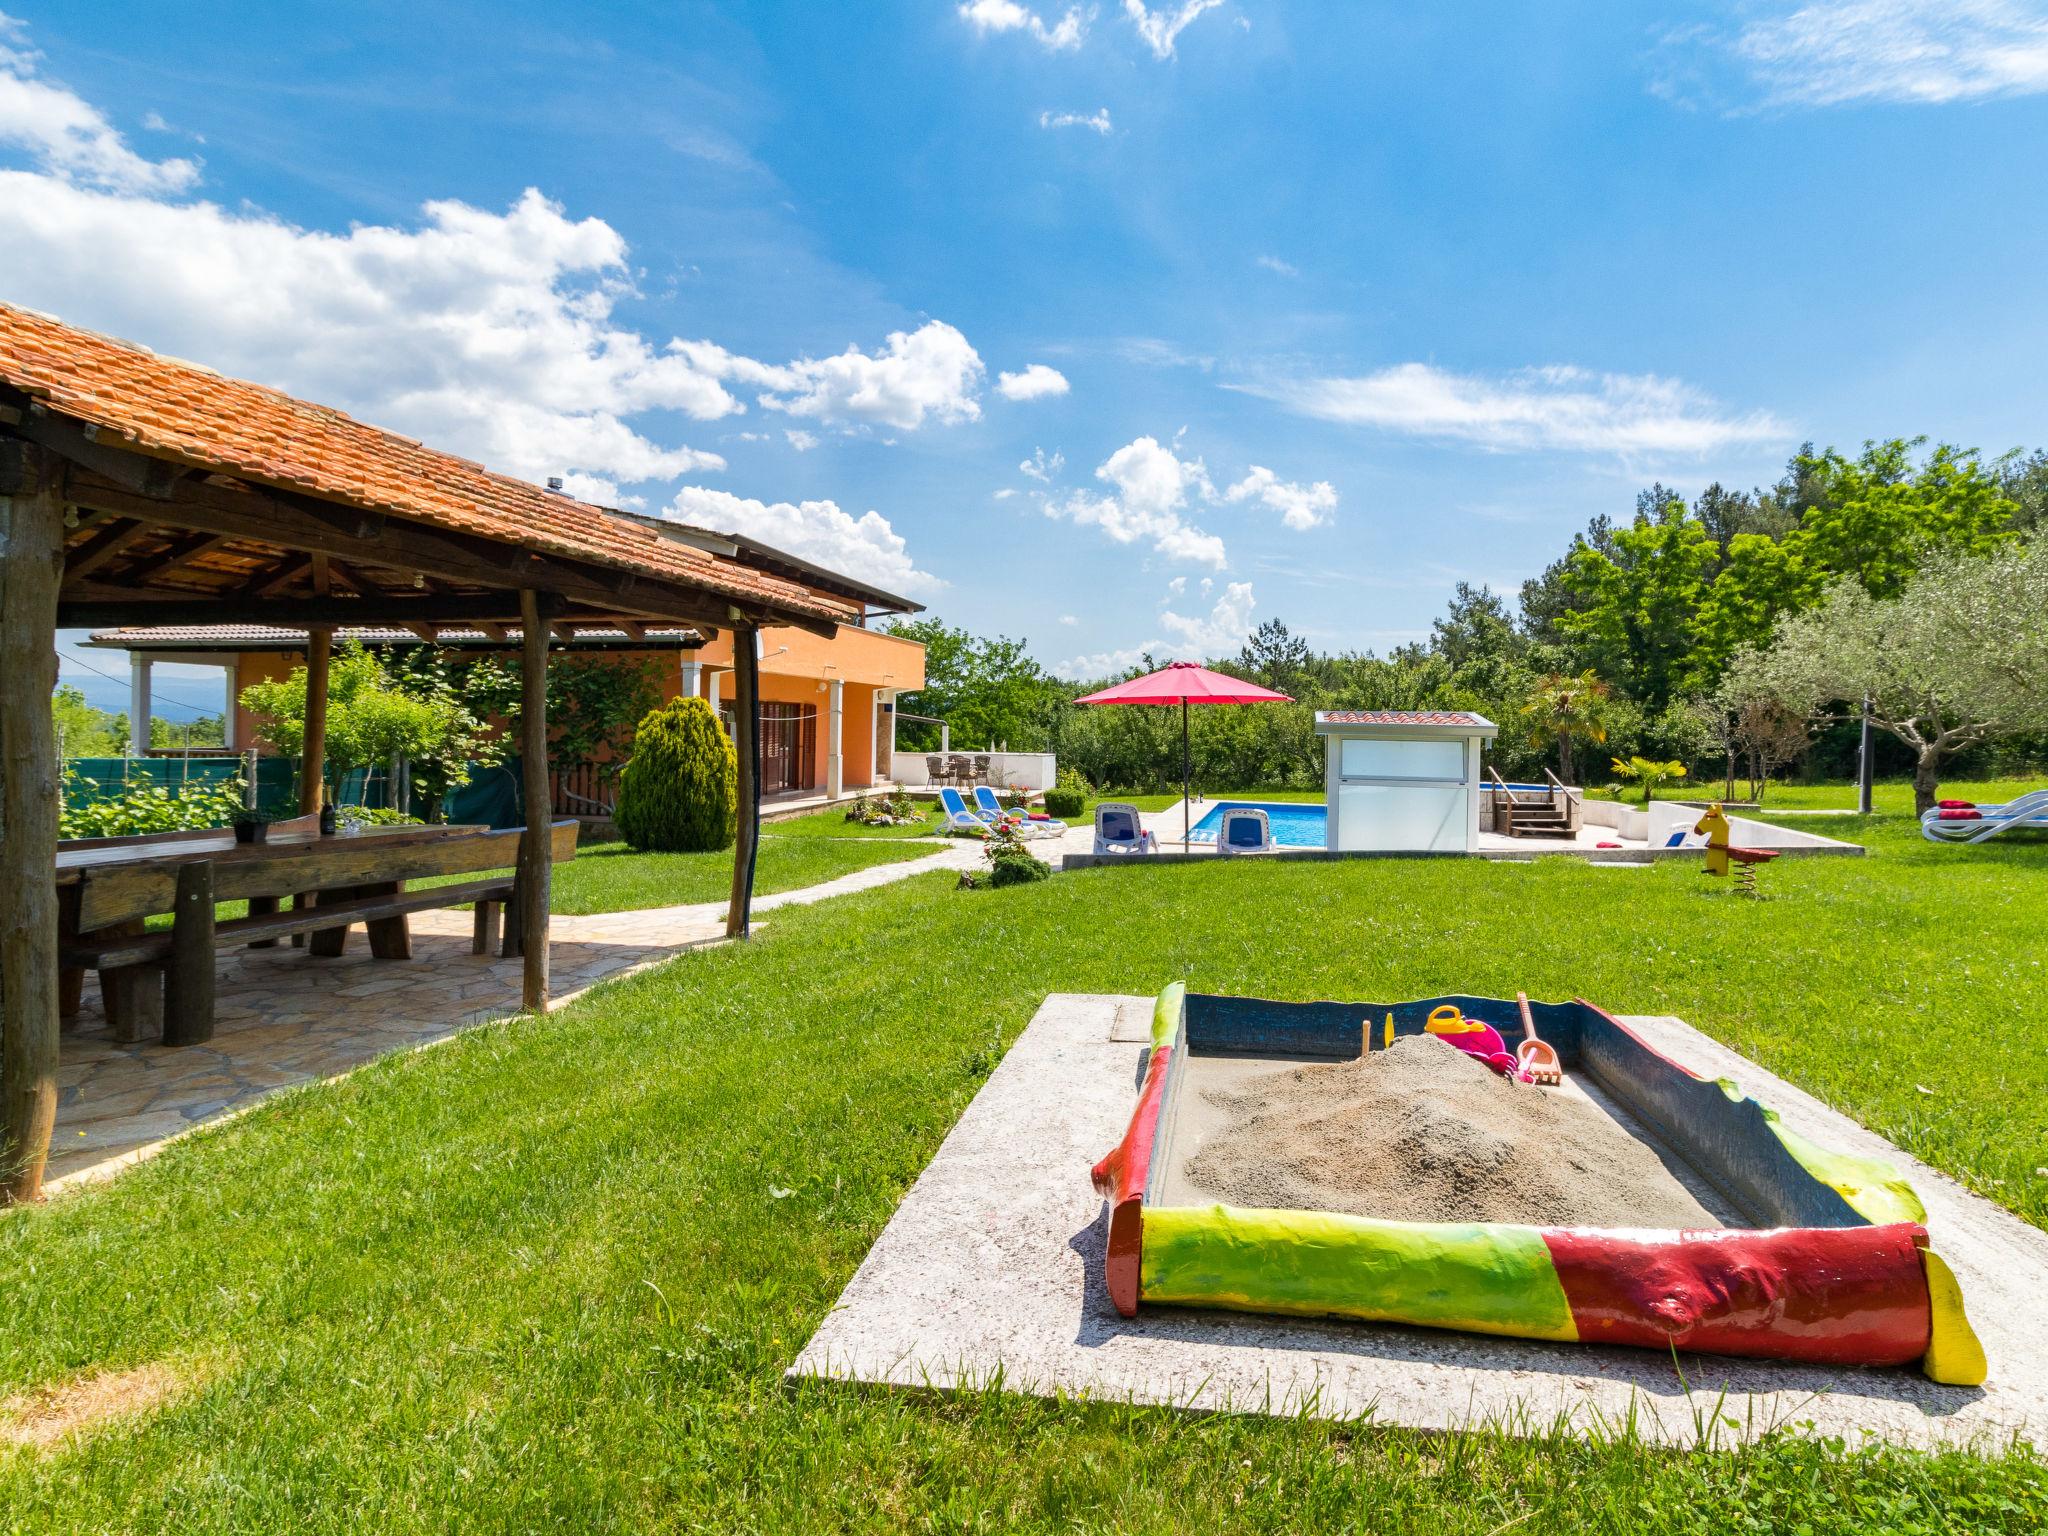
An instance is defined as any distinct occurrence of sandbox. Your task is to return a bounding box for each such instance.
[1094,985,1986,1385]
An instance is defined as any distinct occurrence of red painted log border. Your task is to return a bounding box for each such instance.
[1091,1041,1174,1318]
[1541,1221,1933,1367]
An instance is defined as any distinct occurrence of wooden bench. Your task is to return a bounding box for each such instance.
[59,821,579,1046]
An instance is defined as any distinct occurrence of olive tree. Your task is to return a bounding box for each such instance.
[1723,542,2048,813]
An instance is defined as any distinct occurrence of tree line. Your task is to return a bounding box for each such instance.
[889,438,2048,809]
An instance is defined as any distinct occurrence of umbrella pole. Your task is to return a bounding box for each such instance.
[1182,696,1191,847]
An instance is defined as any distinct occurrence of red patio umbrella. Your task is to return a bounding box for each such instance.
[1073,661,1293,847]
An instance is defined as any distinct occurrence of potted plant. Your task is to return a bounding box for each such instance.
[231,808,272,845]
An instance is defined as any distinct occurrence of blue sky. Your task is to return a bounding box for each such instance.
[8,1,2048,718]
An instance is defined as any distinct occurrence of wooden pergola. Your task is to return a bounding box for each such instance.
[0,302,853,1202]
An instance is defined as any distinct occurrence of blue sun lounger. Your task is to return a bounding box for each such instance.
[938,786,992,832]
[973,784,1064,831]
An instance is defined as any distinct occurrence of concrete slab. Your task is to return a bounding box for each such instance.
[790,993,2048,1449]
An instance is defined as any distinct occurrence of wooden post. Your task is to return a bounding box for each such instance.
[1,448,65,1202]
[518,590,551,1010]
[726,624,762,939]
[162,860,217,1047]
[300,627,332,817]
[290,625,331,947]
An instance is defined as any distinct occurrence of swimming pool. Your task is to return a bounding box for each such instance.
[1185,788,1555,849]
[1186,800,1329,848]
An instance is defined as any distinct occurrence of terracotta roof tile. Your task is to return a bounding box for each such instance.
[0,302,852,629]
[1315,710,1495,728]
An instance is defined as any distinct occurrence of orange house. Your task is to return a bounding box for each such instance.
[90,524,927,807]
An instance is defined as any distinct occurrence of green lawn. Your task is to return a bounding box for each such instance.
[760,804,945,838]
[154,833,942,929]
[530,835,938,915]
[8,788,2048,1529]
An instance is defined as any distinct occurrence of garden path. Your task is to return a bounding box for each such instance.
[44,838,983,1192]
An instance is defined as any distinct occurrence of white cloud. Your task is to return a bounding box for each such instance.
[1160,580,1256,653]
[665,486,941,595]
[785,428,820,451]
[997,363,1071,400]
[958,0,1086,50]
[1224,465,1338,530]
[0,14,992,513]
[1729,1,2048,107]
[3,187,985,498]
[1059,613,1079,625]
[1124,0,1224,58]
[1165,575,1186,597]
[0,17,198,193]
[1055,581,1257,676]
[1048,433,1227,566]
[993,487,1018,500]
[1019,446,1065,481]
[690,321,984,432]
[1257,363,1788,456]
[1038,108,1113,134]
[554,472,646,510]
[1254,254,1298,277]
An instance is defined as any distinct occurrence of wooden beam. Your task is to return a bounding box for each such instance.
[725,625,762,939]
[62,516,145,579]
[301,628,332,816]
[232,553,311,602]
[1,447,65,1202]
[132,530,228,580]
[517,590,553,1011]
[57,595,535,629]
[12,407,189,498]
[53,464,840,636]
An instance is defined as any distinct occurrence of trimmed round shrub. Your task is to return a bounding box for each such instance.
[614,696,736,852]
[1042,786,1085,819]
[988,851,1049,888]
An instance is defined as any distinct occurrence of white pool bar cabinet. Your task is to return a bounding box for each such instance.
[1314,710,1498,854]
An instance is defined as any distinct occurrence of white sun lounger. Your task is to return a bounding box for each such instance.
[1921,788,2048,844]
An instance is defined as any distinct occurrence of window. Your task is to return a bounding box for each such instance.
[1336,736,1466,783]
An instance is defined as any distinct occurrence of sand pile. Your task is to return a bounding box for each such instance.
[1182,1034,1722,1229]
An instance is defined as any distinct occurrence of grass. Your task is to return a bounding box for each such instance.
[510,835,938,915]
[9,784,2048,1529]
[761,804,945,838]
[150,832,942,929]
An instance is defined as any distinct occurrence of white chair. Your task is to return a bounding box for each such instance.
[1093,802,1158,856]
[1216,806,1274,855]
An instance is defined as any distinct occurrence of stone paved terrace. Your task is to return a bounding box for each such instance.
[47,838,982,1192]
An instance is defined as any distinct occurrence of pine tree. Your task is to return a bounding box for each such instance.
[614,696,736,852]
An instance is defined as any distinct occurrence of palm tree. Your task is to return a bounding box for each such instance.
[1520,670,1611,785]
[1610,755,1687,805]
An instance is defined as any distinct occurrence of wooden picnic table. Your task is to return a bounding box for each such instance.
[56,820,579,1047]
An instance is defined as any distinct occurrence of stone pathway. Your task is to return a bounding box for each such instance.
[45,838,983,1193]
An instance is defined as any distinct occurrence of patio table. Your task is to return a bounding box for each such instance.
[54,822,549,1045]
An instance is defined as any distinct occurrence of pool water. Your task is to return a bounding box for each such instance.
[1186,800,1329,848]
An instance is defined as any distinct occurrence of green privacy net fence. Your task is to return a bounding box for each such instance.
[62,756,532,831]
